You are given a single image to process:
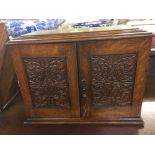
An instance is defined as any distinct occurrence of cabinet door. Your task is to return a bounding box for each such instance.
[10,43,80,119]
[78,38,150,119]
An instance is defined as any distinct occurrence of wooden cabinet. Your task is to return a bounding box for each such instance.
[8,29,152,125]
[0,23,19,112]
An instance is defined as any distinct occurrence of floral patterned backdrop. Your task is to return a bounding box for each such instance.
[1,19,113,38]
[1,19,65,38]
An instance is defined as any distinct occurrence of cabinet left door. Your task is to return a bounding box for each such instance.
[9,43,80,120]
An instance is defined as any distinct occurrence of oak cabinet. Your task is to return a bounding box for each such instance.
[0,23,19,112]
[8,29,152,125]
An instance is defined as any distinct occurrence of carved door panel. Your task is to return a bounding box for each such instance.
[78,38,150,119]
[10,43,80,119]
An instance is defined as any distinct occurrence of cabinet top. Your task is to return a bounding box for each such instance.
[7,28,152,45]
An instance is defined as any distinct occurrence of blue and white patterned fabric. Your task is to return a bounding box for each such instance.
[3,19,65,38]
[73,20,112,28]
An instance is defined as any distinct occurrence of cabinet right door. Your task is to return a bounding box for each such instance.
[78,37,151,120]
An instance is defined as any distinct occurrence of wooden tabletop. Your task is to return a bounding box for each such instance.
[7,28,152,45]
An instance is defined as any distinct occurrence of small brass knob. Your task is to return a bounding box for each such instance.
[81,79,87,98]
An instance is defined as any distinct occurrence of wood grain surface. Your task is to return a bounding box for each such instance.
[8,28,152,124]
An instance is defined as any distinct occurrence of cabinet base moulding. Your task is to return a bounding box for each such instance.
[24,117,144,126]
